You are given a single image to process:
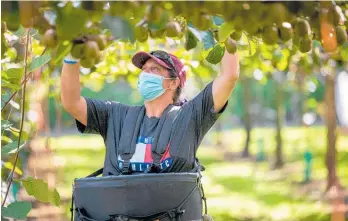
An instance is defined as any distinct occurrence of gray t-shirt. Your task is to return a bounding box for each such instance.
[76,82,227,176]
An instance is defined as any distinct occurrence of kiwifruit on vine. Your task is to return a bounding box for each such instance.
[224,37,238,54]
[42,29,58,48]
[71,44,85,59]
[89,35,107,51]
[299,36,312,53]
[1,1,348,67]
[262,25,279,45]
[230,31,242,41]
[135,26,148,42]
[149,28,166,39]
[295,18,311,37]
[336,26,347,46]
[166,21,182,38]
[279,22,294,42]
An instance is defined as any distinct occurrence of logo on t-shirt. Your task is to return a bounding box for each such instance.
[118,136,172,172]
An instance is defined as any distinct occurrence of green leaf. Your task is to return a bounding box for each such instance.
[13,26,26,37]
[1,92,11,109]
[1,201,32,219]
[28,54,51,73]
[52,42,72,65]
[185,29,198,51]
[1,120,12,132]
[206,44,225,64]
[6,68,24,85]
[1,135,12,143]
[1,141,26,156]
[201,31,215,50]
[1,80,21,91]
[21,177,61,206]
[213,16,224,26]
[218,22,234,43]
[55,2,89,41]
[102,15,136,43]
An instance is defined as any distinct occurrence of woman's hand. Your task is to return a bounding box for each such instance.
[211,51,239,112]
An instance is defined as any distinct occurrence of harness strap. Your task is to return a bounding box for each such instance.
[86,168,104,178]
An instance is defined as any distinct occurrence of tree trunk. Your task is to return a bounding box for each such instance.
[241,77,252,158]
[215,119,223,148]
[325,73,340,191]
[296,69,306,125]
[274,79,284,168]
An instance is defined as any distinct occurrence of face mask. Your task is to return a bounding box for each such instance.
[137,72,172,101]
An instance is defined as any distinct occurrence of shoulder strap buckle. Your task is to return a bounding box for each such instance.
[121,160,131,175]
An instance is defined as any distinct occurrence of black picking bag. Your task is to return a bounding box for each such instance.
[71,169,206,221]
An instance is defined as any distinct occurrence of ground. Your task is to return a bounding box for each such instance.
[26,126,348,221]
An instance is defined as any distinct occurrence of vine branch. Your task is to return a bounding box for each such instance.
[2,29,31,207]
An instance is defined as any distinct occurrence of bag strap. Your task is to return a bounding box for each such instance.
[118,106,146,174]
[190,158,208,215]
[151,105,180,167]
[120,105,180,174]
[86,168,104,178]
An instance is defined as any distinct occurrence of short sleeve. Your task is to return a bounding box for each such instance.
[75,97,114,137]
[189,81,228,141]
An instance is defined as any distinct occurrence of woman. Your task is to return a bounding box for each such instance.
[61,47,239,220]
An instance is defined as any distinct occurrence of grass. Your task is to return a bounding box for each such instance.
[47,126,348,221]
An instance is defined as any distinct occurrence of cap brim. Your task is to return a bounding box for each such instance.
[132,51,171,70]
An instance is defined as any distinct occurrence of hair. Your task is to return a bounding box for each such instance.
[168,69,183,105]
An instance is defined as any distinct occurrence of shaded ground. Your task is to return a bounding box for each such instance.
[23,126,348,221]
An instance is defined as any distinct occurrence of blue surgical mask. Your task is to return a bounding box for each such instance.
[137,72,172,101]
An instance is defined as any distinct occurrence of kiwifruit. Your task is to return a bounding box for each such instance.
[94,51,102,64]
[1,22,7,34]
[292,35,300,46]
[224,37,238,54]
[147,4,163,24]
[295,18,311,37]
[332,5,343,26]
[299,36,312,53]
[149,29,166,39]
[80,57,95,69]
[42,29,57,48]
[166,21,182,38]
[336,26,347,46]
[279,22,294,42]
[135,26,148,42]
[198,13,212,31]
[90,35,107,50]
[262,25,278,45]
[230,31,242,41]
[269,3,287,26]
[84,41,100,58]
[190,12,212,31]
[71,43,85,59]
